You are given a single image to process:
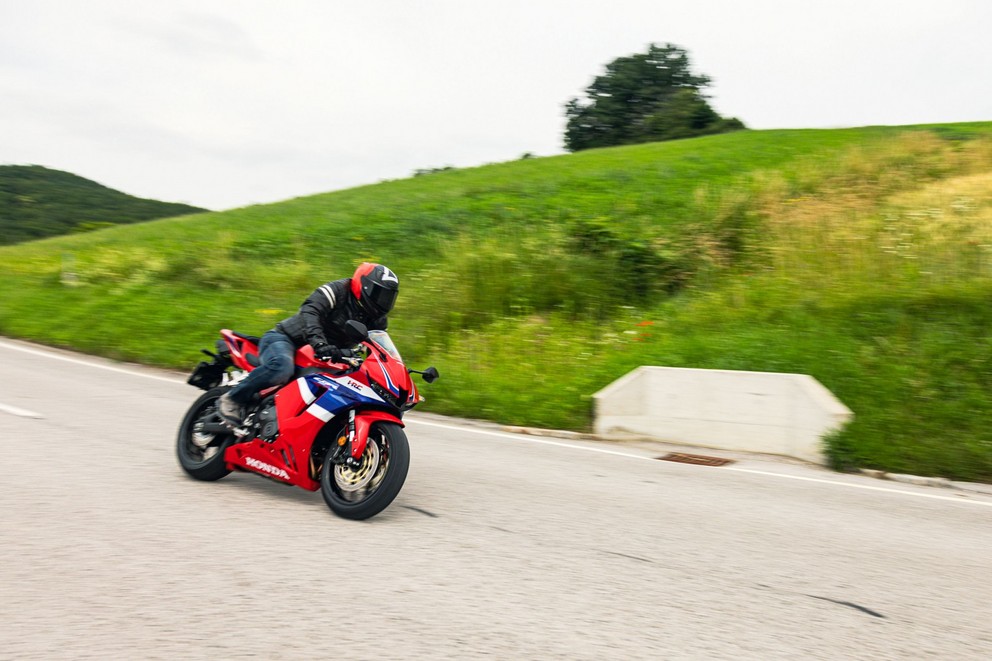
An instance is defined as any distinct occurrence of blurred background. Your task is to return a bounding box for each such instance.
[2,0,992,481]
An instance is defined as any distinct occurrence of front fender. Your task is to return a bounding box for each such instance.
[352,409,404,459]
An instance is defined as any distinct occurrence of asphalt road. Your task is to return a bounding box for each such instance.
[1,338,991,660]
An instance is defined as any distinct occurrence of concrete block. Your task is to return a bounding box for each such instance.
[593,367,852,465]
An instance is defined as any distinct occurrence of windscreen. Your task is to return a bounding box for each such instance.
[368,330,403,362]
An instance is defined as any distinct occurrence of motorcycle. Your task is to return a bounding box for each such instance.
[176,320,438,520]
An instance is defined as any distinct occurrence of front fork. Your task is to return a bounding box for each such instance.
[341,409,405,467]
[343,410,358,469]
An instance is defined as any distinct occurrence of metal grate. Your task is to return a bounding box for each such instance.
[656,452,734,467]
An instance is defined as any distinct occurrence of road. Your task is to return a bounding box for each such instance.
[1,338,991,660]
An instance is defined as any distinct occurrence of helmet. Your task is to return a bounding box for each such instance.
[351,262,399,317]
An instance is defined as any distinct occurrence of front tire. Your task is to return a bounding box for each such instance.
[320,422,409,520]
[177,387,235,481]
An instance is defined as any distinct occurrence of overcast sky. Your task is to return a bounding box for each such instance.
[2,1,990,210]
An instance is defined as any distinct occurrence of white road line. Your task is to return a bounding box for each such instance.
[4,338,990,509]
[721,465,992,506]
[0,340,186,385]
[0,402,43,419]
[404,417,657,460]
[404,418,992,509]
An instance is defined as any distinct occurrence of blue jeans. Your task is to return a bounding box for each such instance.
[226,330,296,405]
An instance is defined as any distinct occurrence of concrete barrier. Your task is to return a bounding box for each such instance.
[592,367,853,465]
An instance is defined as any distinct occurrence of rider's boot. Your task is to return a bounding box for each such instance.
[217,392,245,427]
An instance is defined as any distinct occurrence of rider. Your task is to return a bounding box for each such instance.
[217,262,399,426]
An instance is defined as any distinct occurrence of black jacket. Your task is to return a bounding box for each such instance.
[275,278,388,349]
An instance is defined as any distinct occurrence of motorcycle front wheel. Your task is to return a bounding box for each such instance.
[320,421,410,520]
[176,387,235,481]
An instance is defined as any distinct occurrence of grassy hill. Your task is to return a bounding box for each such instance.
[2,123,992,481]
[0,165,206,244]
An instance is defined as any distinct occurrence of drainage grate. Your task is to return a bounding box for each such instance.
[656,452,734,467]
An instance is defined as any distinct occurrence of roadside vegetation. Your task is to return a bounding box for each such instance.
[0,165,206,244]
[2,123,991,481]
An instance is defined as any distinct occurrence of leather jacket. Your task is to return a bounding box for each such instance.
[275,278,388,349]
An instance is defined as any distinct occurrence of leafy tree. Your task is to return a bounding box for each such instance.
[564,43,745,152]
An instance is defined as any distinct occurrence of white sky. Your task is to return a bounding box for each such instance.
[2,0,990,210]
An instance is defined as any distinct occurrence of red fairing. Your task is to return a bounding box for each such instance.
[225,438,318,490]
[350,409,404,459]
[273,375,327,440]
[221,331,339,372]
[345,339,413,458]
[294,343,331,369]
[179,320,441,521]
[365,347,415,398]
[220,329,259,372]
[215,330,415,490]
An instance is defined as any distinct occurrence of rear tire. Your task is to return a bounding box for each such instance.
[177,387,235,481]
[320,422,409,520]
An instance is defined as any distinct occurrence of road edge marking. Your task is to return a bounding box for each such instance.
[4,338,990,509]
[0,340,187,385]
[0,402,43,418]
[404,417,992,509]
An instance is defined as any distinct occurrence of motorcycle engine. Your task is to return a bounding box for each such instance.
[257,401,279,442]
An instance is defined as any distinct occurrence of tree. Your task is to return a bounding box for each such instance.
[564,43,745,152]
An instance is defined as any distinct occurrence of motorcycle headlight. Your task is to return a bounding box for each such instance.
[369,381,405,409]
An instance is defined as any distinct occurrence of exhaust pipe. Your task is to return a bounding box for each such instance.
[201,421,232,434]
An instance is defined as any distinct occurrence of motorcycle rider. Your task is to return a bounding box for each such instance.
[217,262,399,426]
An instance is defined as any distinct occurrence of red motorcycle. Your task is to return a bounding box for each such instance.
[176,321,438,520]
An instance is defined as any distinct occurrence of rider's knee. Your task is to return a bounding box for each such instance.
[268,354,295,381]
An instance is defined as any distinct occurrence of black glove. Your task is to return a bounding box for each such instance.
[312,343,355,363]
[311,342,337,362]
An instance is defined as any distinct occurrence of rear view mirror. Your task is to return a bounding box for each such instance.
[345,320,369,342]
[421,367,439,383]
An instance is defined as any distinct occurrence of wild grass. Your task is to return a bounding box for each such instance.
[2,123,992,480]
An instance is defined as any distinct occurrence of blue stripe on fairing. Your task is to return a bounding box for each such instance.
[374,353,401,395]
[306,373,385,417]
[297,377,318,404]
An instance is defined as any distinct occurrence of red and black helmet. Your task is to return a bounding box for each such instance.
[351,262,399,317]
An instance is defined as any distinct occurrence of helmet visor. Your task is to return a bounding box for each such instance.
[366,282,398,315]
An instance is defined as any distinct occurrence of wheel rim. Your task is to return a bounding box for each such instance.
[331,429,391,502]
[183,399,232,465]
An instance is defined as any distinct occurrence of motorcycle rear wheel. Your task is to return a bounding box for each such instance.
[320,422,409,520]
[177,387,235,481]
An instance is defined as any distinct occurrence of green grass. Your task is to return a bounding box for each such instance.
[2,123,992,481]
[1,164,206,244]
